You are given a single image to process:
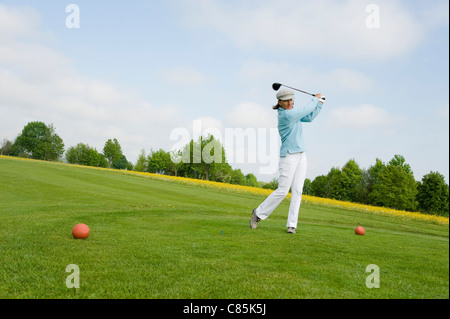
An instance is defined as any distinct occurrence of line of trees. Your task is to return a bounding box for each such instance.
[303,156,449,216]
[135,134,260,187]
[1,121,448,217]
[65,138,132,170]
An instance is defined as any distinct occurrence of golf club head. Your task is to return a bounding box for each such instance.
[272,83,282,91]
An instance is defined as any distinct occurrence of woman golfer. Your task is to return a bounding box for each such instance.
[250,88,324,234]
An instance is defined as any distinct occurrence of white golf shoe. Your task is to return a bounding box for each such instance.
[287,227,296,234]
[249,209,260,229]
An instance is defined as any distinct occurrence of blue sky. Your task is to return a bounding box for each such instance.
[0,0,448,183]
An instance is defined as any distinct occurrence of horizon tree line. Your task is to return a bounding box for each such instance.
[1,121,448,217]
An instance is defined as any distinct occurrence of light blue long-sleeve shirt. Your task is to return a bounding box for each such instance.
[277,98,323,157]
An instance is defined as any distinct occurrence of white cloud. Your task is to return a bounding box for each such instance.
[238,60,374,102]
[281,66,374,95]
[327,104,395,130]
[225,102,276,129]
[177,0,438,61]
[158,66,206,85]
[0,4,41,39]
[321,68,374,92]
[191,116,224,142]
[0,3,185,163]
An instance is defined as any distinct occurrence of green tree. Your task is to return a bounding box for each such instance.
[417,171,449,216]
[11,122,64,160]
[245,173,259,187]
[66,143,107,167]
[168,150,185,177]
[112,154,128,170]
[178,139,202,179]
[196,134,226,180]
[147,149,172,174]
[134,149,148,172]
[390,154,413,174]
[327,167,343,200]
[230,168,245,185]
[310,175,328,198]
[65,145,80,164]
[103,138,123,167]
[0,139,12,155]
[370,155,417,211]
[354,169,371,204]
[367,158,386,206]
[209,161,233,183]
[126,160,133,171]
[262,178,278,190]
[179,135,227,180]
[341,159,363,202]
[302,178,312,195]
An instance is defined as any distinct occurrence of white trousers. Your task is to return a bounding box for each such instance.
[255,152,307,228]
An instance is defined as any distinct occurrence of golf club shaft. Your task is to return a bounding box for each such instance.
[279,84,326,101]
[280,84,315,97]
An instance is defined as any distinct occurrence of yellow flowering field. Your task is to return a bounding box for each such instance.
[1,155,448,225]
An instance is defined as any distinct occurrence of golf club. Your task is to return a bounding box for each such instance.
[272,82,326,101]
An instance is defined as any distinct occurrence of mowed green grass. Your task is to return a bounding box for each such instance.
[0,156,448,299]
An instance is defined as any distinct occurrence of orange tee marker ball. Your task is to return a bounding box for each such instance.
[355,226,365,236]
[72,223,90,239]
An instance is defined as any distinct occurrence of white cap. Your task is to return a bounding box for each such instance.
[276,89,294,100]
